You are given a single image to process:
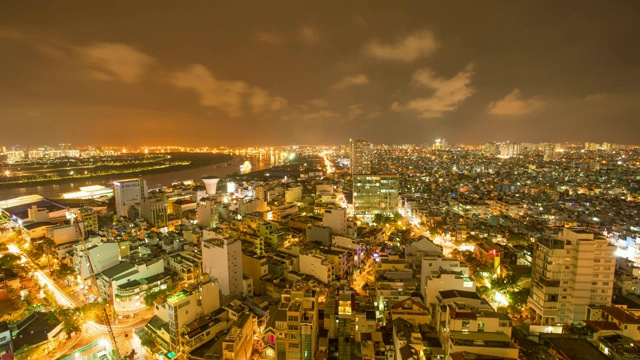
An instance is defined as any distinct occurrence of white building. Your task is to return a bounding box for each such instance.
[420,256,470,301]
[284,186,302,203]
[323,206,347,236]
[114,178,148,217]
[299,253,335,284]
[152,274,221,353]
[528,228,616,325]
[197,197,219,228]
[424,272,476,310]
[436,296,517,358]
[202,237,244,296]
[97,258,168,315]
[74,239,120,280]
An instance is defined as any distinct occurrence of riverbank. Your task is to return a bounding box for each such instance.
[0,153,234,190]
[0,155,273,200]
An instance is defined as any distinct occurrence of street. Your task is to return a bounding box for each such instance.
[6,241,151,359]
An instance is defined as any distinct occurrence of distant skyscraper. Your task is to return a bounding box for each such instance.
[433,138,448,151]
[353,174,399,222]
[202,237,243,296]
[349,139,372,175]
[543,143,556,161]
[113,178,147,217]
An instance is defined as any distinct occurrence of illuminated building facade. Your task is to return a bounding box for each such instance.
[113,178,148,217]
[202,237,243,296]
[353,174,399,223]
[350,139,372,175]
[528,228,616,325]
[140,198,168,229]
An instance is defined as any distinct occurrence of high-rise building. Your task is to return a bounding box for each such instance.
[76,207,98,233]
[528,228,615,325]
[197,197,219,228]
[267,284,319,360]
[113,178,147,217]
[202,237,243,296]
[146,274,220,353]
[543,143,556,161]
[139,198,168,229]
[349,139,372,175]
[353,174,399,222]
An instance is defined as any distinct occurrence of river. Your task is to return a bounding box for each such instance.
[0,155,273,200]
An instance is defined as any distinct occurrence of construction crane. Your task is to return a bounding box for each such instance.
[68,210,124,360]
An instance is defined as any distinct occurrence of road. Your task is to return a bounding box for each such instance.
[7,242,151,359]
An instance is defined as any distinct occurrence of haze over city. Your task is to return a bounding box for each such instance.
[1,1,639,146]
[3,3,640,360]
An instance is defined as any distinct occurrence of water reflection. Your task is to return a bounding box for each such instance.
[0,155,272,200]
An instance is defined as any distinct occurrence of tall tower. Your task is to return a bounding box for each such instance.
[202,237,243,296]
[349,139,372,175]
[113,178,147,217]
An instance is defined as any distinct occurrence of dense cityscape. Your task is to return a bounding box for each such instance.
[2,1,640,360]
[0,140,640,360]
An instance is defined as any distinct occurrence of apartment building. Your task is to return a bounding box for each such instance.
[528,228,616,324]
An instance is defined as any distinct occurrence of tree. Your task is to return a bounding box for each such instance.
[372,213,385,227]
[0,242,8,253]
[509,288,530,308]
[141,336,156,349]
[144,285,174,307]
[491,272,520,294]
[54,307,82,335]
[0,253,21,268]
[51,263,77,286]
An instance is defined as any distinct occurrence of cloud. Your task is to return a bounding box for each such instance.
[306,98,329,108]
[348,104,364,119]
[363,31,438,62]
[253,31,285,45]
[249,87,288,113]
[171,64,287,117]
[333,74,370,89]
[488,88,544,116]
[0,27,28,41]
[79,43,154,83]
[299,26,322,45]
[392,64,475,118]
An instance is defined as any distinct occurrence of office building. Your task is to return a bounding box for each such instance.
[202,237,244,296]
[353,174,399,222]
[350,139,372,175]
[114,178,148,217]
[528,228,616,325]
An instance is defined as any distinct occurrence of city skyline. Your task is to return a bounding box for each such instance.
[1,1,639,147]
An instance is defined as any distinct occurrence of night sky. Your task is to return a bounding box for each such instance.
[1,1,639,147]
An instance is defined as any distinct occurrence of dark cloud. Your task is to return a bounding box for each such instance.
[0,1,639,146]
